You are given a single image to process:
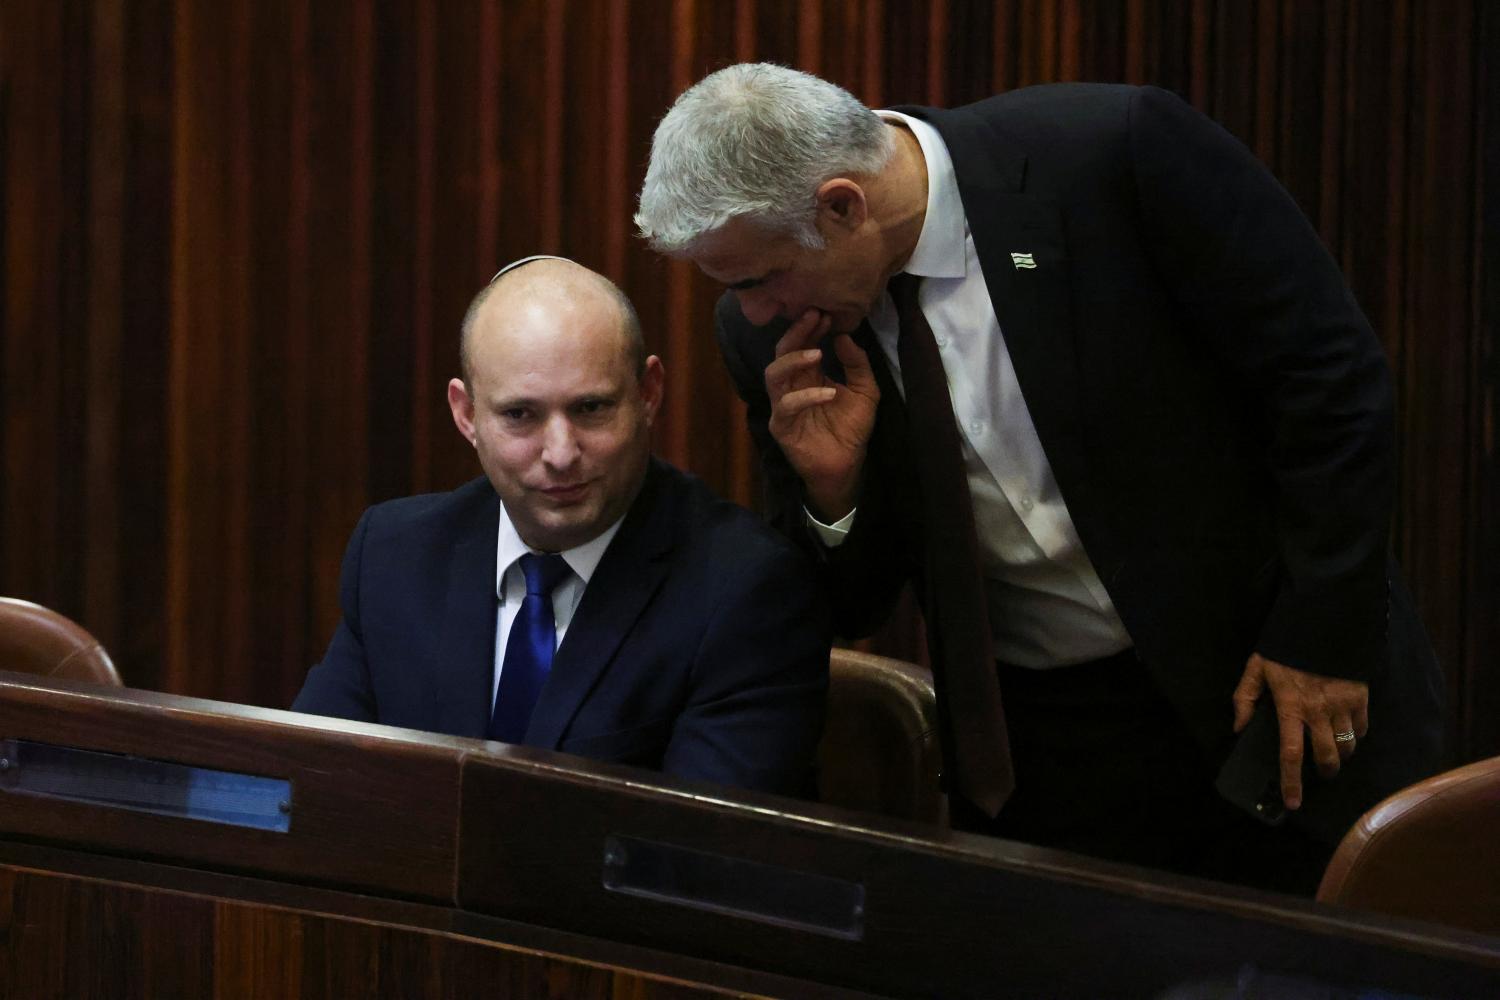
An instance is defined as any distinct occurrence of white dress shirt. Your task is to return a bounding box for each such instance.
[491,507,625,711]
[812,111,1133,668]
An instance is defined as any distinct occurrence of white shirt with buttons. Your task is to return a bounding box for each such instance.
[811,110,1133,668]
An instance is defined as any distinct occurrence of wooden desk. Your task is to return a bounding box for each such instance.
[1,672,1496,998]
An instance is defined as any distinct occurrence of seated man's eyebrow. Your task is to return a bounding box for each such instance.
[489,394,537,410]
[727,275,766,291]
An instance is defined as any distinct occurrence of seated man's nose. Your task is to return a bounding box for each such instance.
[542,422,580,464]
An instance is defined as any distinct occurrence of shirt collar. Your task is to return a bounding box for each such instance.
[494,504,626,601]
[878,110,966,280]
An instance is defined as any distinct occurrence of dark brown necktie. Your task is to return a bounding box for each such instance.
[890,272,1015,817]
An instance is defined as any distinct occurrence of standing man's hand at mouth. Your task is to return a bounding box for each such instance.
[763,308,881,521]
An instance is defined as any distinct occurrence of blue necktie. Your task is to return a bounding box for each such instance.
[487,552,572,743]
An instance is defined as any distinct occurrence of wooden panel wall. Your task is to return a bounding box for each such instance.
[2,1,1495,760]
[0,863,739,999]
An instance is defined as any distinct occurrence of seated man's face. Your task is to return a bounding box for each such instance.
[456,287,662,552]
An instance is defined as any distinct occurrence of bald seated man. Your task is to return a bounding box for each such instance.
[293,258,830,796]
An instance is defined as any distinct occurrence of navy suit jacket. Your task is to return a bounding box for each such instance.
[293,458,831,797]
[717,84,1443,837]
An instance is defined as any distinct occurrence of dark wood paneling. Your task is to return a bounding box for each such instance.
[1471,0,1500,763]
[0,863,750,1000]
[113,0,176,689]
[0,1,1493,762]
[0,865,216,998]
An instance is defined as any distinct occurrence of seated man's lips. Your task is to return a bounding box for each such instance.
[540,482,589,501]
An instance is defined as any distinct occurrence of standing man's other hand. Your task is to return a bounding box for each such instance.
[1232,653,1370,810]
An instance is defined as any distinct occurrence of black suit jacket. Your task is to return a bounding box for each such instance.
[717,84,1442,837]
[293,458,831,797]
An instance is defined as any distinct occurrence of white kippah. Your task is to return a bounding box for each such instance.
[487,254,571,284]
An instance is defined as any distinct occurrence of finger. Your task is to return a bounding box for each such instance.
[764,348,824,397]
[771,386,839,422]
[830,332,869,368]
[1332,717,1358,762]
[773,309,829,358]
[829,330,870,373]
[1277,711,1305,810]
[1307,717,1342,779]
[1231,657,1266,733]
[828,333,882,401]
[1342,682,1371,739]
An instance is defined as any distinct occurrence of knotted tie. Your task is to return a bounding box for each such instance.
[889,272,1015,816]
[487,552,572,743]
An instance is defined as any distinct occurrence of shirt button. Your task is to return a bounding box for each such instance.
[935,336,948,349]
[969,420,985,435]
[1020,496,1034,511]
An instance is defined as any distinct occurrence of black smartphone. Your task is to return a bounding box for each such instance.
[1214,698,1291,826]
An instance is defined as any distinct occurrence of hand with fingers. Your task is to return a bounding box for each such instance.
[765,309,881,520]
[1232,652,1370,810]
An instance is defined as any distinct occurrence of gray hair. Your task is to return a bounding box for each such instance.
[635,63,895,254]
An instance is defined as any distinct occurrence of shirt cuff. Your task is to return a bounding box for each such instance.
[806,506,856,548]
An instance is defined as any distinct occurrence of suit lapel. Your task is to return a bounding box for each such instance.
[431,490,501,738]
[904,104,1089,501]
[524,460,674,749]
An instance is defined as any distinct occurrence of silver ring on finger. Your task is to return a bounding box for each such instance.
[1334,730,1357,744]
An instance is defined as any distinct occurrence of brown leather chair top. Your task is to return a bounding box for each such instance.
[0,597,122,686]
[818,647,946,826]
[1317,755,1500,936]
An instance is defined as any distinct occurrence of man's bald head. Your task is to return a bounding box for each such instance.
[446,256,664,552]
[459,259,645,389]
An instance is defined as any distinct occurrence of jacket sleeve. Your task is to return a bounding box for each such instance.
[291,509,380,721]
[660,536,832,797]
[1128,85,1394,681]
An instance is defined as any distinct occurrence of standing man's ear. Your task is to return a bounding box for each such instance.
[815,178,869,233]
[447,378,477,446]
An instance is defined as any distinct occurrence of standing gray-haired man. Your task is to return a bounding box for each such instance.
[636,62,1442,894]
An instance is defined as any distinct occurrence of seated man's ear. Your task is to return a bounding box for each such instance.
[448,378,477,446]
[639,356,665,426]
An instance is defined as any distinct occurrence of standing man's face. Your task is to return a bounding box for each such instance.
[688,214,888,334]
[448,289,663,553]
